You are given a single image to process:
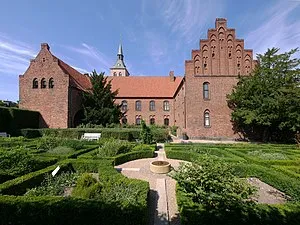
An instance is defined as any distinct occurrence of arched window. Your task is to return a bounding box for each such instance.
[150,117,155,125]
[121,116,127,124]
[163,100,170,111]
[41,78,46,89]
[149,100,155,111]
[135,100,141,111]
[32,78,38,89]
[204,110,210,127]
[121,100,128,111]
[164,118,169,126]
[113,72,117,76]
[119,72,122,76]
[49,78,54,88]
[203,82,209,99]
[136,116,141,125]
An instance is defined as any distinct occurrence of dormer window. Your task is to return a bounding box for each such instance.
[32,78,38,89]
[49,78,54,88]
[41,78,46,89]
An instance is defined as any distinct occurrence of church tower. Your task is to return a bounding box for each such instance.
[110,43,130,76]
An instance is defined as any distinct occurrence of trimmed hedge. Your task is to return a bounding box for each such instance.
[0,163,70,195]
[19,127,170,142]
[0,195,147,225]
[177,186,300,225]
[0,107,39,135]
[114,150,154,165]
[0,159,149,225]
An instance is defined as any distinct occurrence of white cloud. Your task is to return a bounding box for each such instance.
[63,43,112,71]
[0,35,35,75]
[245,1,300,57]
[158,0,224,44]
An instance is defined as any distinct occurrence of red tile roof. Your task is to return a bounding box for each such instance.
[51,54,91,91]
[107,76,183,98]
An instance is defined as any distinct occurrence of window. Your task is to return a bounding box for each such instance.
[32,78,38,89]
[150,117,155,125]
[121,100,128,111]
[113,72,117,76]
[121,116,127,124]
[49,78,54,88]
[119,72,122,76]
[204,110,210,127]
[164,118,169,126]
[41,78,46,89]
[203,82,209,99]
[163,101,170,111]
[136,116,141,125]
[135,100,141,111]
[149,100,155,111]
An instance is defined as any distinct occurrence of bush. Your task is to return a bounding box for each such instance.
[94,139,133,157]
[170,155,256,210]
[72,173,102,199]
[25,172,79,196]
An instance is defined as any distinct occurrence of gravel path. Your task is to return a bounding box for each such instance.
[114,144,184,225]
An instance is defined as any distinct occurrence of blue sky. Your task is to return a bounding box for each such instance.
[0,0,300,101]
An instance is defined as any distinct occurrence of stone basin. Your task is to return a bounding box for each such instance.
[150,160,171,174]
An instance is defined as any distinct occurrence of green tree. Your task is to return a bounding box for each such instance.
[140,120,153,144]
[82,70,122,126]
[227,48,300,142]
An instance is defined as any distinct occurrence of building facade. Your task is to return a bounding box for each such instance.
[19,18,257,139]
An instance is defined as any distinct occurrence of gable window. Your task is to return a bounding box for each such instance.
[150,117,155,125]
[163,100,170,111]
[136,116,141,125]
[164,118,169,126]
[121,100,128,111]
[149,100,155,111]
[32,78,38,89]
[135,100,141,111]
[203,82,209,100]
[204,110,211,127]
[41,78,46,89]
[49,78,54,88]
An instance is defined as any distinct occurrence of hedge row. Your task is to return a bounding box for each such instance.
[0,159,149,225]
[114,150,154,165]
[0,195,147,225]
[0,107,39,135]
[19,127,170,142]
[0,156,58,184]
[177,187,300,225]
[0,163,70,195]
[233,163,300,201]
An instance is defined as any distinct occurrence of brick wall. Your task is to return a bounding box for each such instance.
[19,43,70,128]
[184,18,256,139]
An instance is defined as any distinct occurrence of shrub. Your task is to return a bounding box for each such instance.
[140,120,153,144]
[94,139,133,157]
[170,155,256,210]
[72,173,102,199]
[47,146,74,155]
[114,150,154,165]
[25,172,79,196]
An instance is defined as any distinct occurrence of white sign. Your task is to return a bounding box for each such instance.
[52,166,60,177]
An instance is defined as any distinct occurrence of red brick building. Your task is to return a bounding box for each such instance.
[19,18,257,139]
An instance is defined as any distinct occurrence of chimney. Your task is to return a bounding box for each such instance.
[41,43,50,50]
[169,70,175,82]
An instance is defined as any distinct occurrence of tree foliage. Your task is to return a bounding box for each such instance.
[140,120,153,144]
[82,71,122,126]
[227,48,300,142]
